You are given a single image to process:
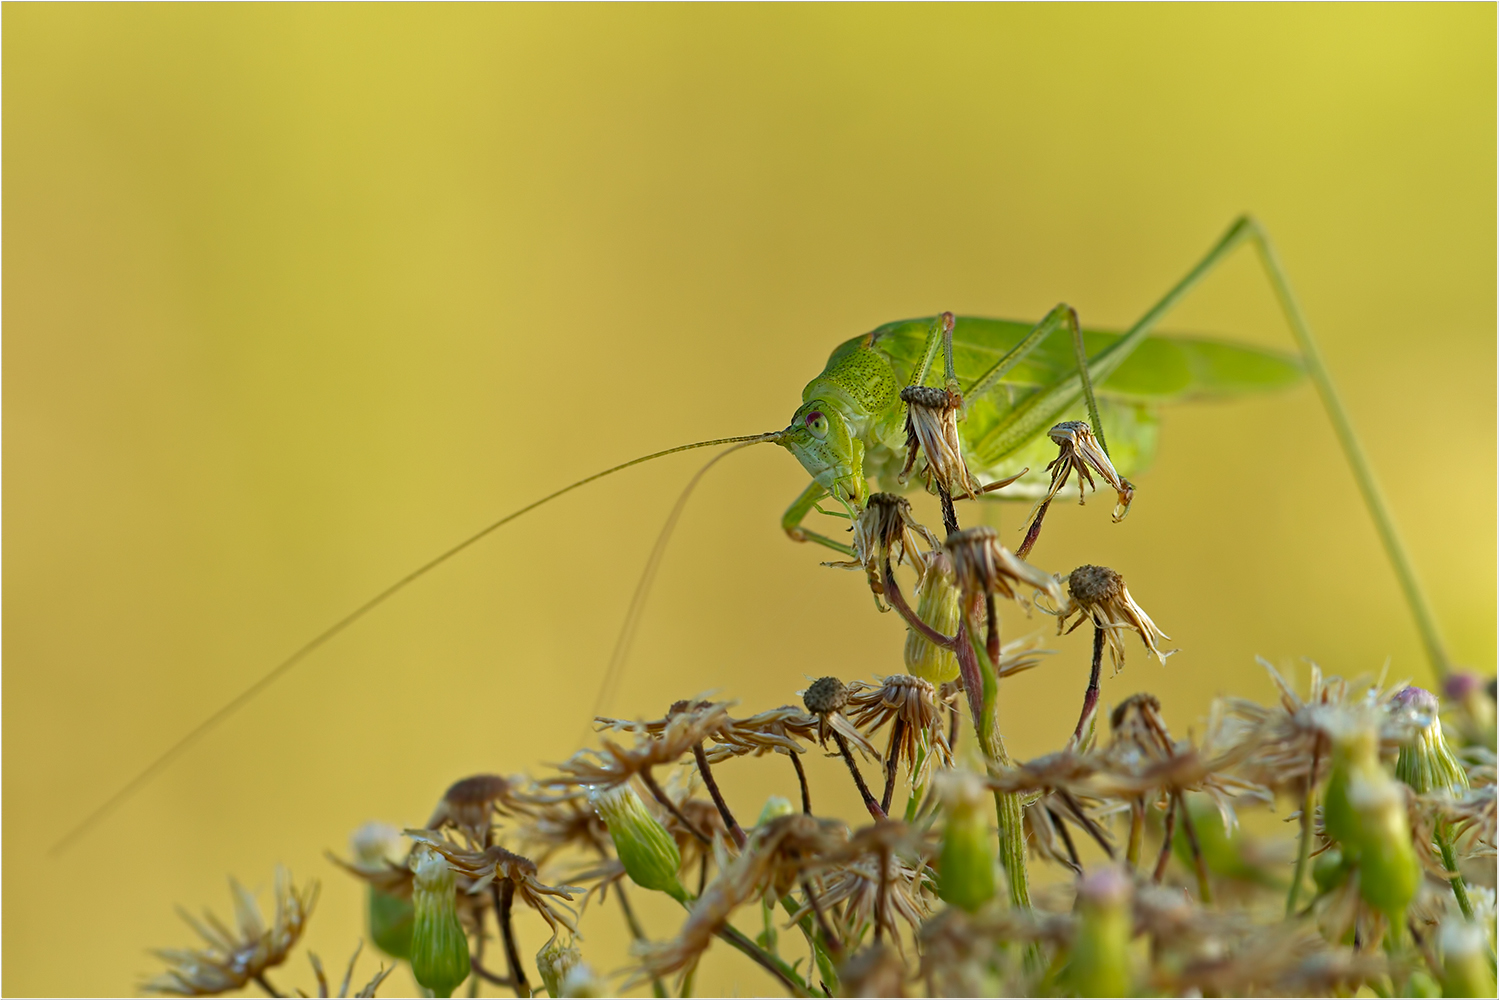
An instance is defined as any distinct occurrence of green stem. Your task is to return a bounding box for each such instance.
[1286,737,1321,916]
[967,630,1031,911]
[778,894,840,995]
[1243,219,1452,681]
[1437,824,1476,921]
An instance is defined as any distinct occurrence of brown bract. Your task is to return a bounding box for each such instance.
[701,704,817,764]
[144,868,318,997]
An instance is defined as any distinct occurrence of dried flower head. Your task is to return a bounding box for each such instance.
[701,704,815,764]
[1050,564,1173,673]
[848,673,953,786]
[943,526,1065,608]
[1026,420,1134,536]
[552,701,734,790]
[801,676,880,760]
[899,384,983,499]
[426,774,520,847]
[144,867,318,997]
[825,493,941,608]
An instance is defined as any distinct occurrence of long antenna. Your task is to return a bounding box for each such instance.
[51,430,785,855]
[591,439,763,724]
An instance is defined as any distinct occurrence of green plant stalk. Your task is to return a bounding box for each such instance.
[1286,742,1321,916]
[1437,824,1475,921]
[777,895,840,994]
[969,633,1031,912]
[668,889,815,998]
[1241,220,1452,682]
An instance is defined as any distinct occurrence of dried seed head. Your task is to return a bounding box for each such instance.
[349,821,404,871]
[899,384,983,499]
[1018,420,1135,557]
[1049,564,1173,674]
[803,676,850,715]
[827,493,942,607]
[1069,564,1123,605]
[427,774,514,845]
[944,526,1063,607]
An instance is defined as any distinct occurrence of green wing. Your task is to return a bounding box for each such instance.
[863,316,1304,402]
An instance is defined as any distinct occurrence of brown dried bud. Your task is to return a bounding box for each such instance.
[943,526,1064,607]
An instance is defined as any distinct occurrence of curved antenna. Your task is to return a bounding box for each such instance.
[590,439,763,725]
[51,430,786,855]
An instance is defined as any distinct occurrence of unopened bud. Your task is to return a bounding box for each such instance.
[1067,865,1133,998]
[537,938,596,998]
[1324,721,1420,920]
[757,796,795,826]
[409,847,471,998]
[1440,919,1496,998]
[590,785,687,901]
[1312,848,1349,895]
[1393,687,1469,797]
[350,820,414,959]
[904,568,961,683]
[936,771,996,913]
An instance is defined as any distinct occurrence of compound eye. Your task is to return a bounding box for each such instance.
[805,410,829,439]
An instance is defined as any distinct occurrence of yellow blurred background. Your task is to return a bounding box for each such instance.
[5,5,1493,996]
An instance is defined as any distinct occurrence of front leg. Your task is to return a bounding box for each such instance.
[781,481,855,556]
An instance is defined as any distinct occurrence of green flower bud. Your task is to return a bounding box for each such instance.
[590,784,687,901]
[936,771,996,912]
[1312,848,1349,895]
[1440,920,1496,998]
[537,938,596,998]
[1067,865,1133,998]
[904,569,961,683]
[350,822,413,959]
[409,847,471,998]
[1324,721,1421,920]
[757,795,795,826]
[1393,687,1469,797]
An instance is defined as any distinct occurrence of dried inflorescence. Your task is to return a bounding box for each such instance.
[1049,564,1174,673]
[825,492,942,609]
[899,384,983,500]
[144,868,319,997]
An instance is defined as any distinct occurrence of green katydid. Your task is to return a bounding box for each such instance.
[51,215,1450,854]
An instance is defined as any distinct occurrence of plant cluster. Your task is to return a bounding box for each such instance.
[146,407,1495,998]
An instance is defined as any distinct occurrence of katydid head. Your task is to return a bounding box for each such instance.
[783,400,869,507]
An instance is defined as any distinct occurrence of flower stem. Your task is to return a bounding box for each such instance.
[788,751,813,814]
[1286,737,1321,916]
[494,881,529,998]
[1437,823,1476,921]
[831,730,886,821]
[693,743,748,849]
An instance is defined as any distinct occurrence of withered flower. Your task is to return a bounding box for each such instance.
[550,701,734,791]
[1019,421,1135,556]
[1050,565,1173,673]
[426,774,521,847]
[943,526,1064,608]
[838,942,909,998]
[847,674,953,787]
[825,493,941,608]
[801,676,880,761]
[144,867,318,997]
[701,705,815,763]
[898,385,983,499]
[404,830,581,940]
